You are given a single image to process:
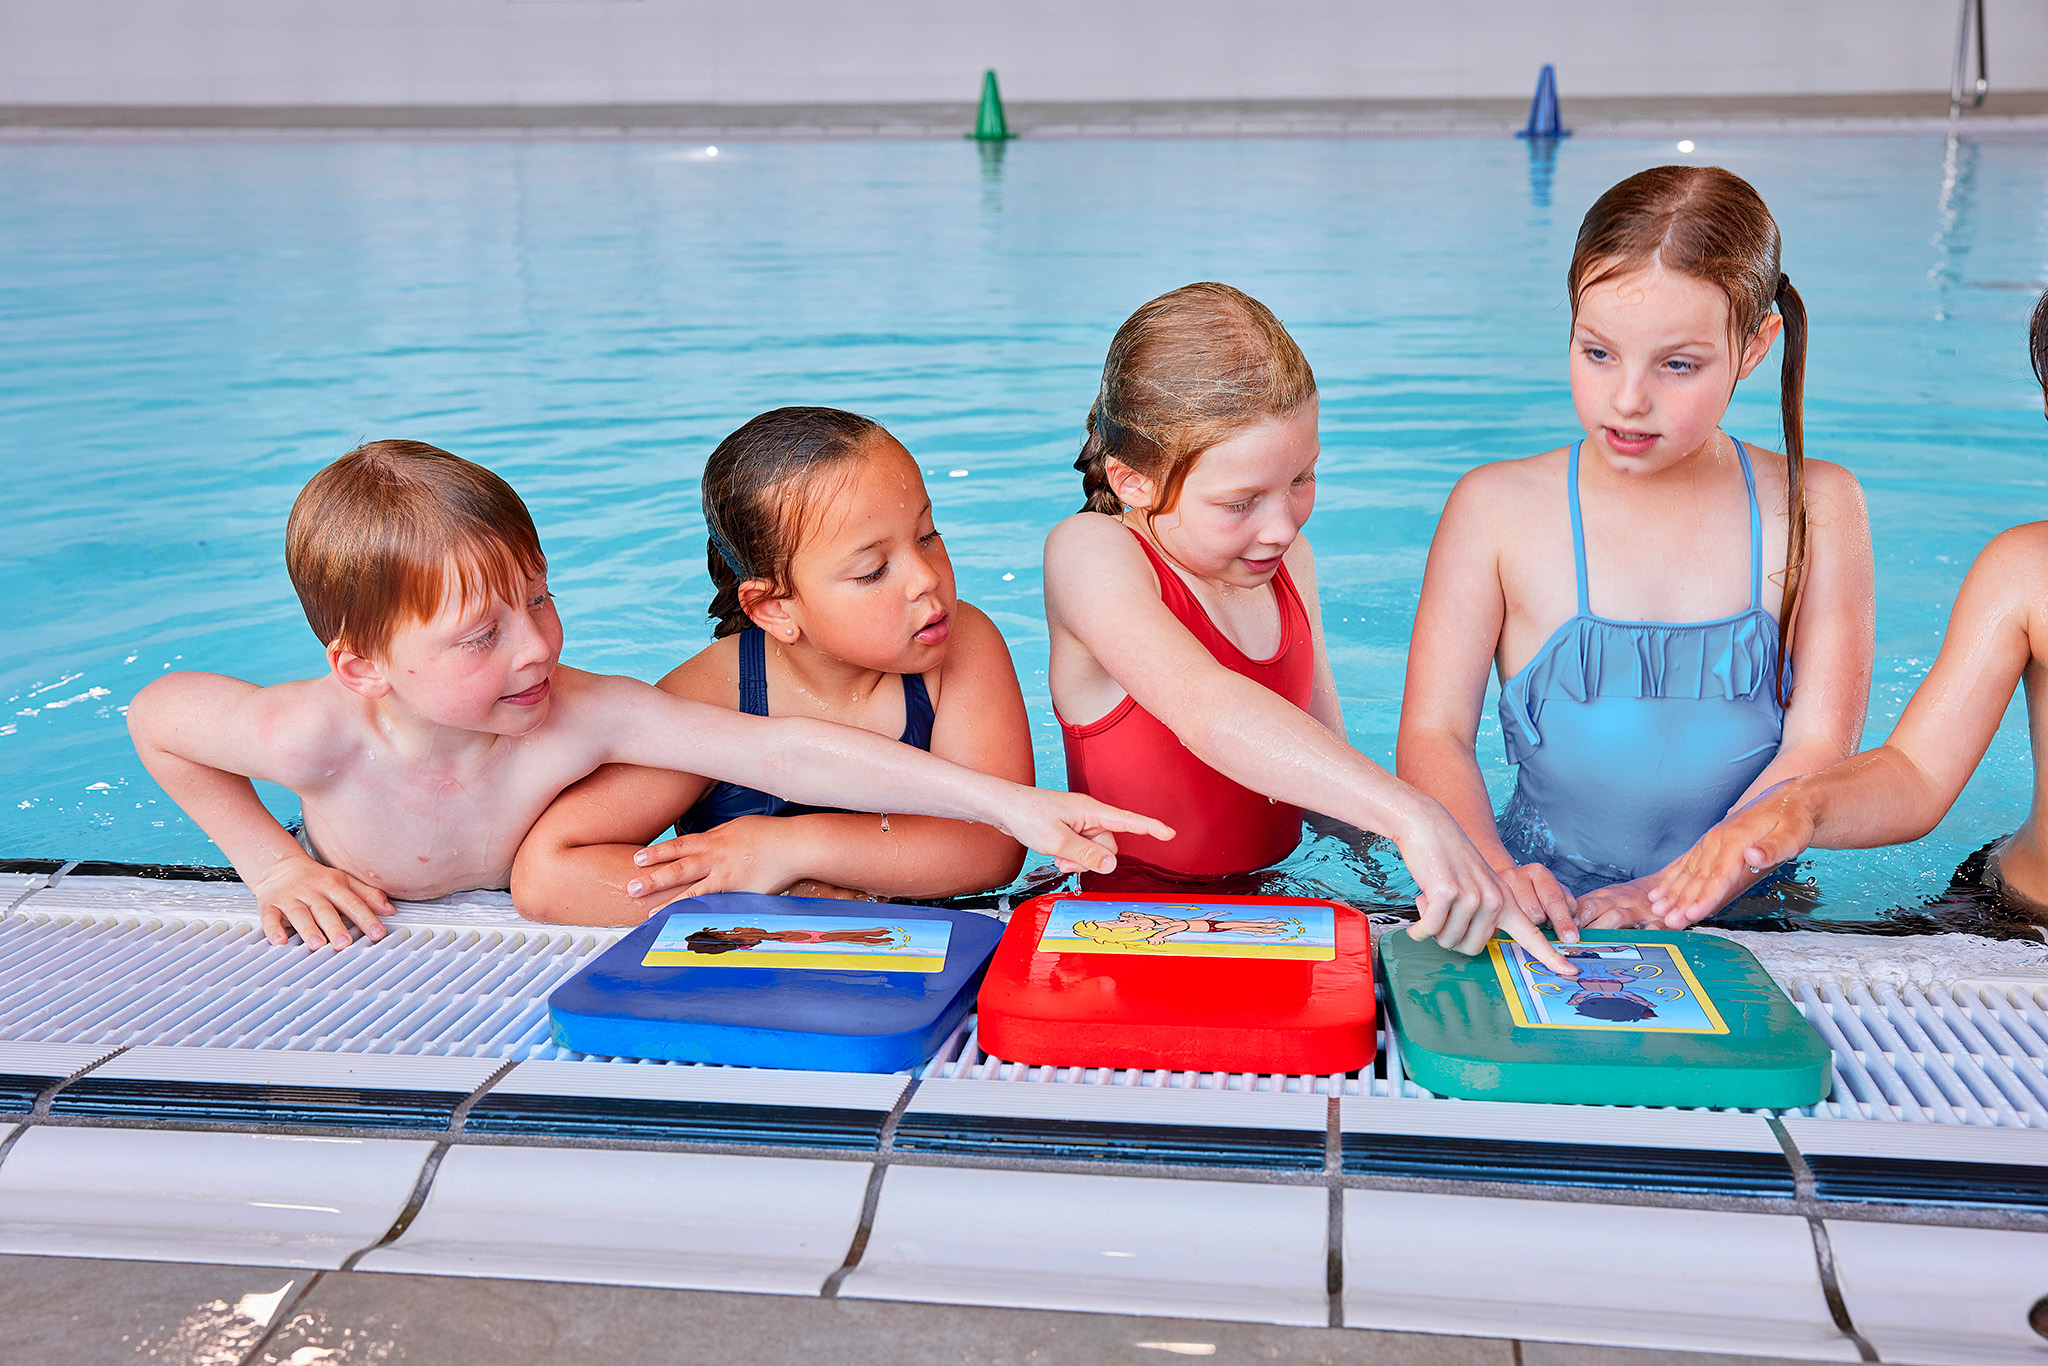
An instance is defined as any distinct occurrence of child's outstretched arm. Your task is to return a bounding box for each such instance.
[512,606,1033,923]
[1045,515,1570,975]
[586,676,1172,876]
[1649,523,2042,924]
[1397,470,1582,943]
[127,673,393,949]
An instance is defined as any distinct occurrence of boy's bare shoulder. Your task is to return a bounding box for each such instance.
[247,678,372,782]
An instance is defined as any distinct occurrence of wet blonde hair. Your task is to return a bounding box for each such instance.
[285,440,544,659]
[1075,282,1317,517]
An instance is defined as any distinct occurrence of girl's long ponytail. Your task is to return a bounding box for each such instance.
[1773,273,1808,708]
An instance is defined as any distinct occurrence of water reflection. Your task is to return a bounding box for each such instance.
[978,138,1008,211]
[1928,131,1981,320]
[1526,136,1560,211]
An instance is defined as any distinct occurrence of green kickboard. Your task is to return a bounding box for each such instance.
[1379,929,1832,1109]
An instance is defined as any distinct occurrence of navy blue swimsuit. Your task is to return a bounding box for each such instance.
[676,626,936,836]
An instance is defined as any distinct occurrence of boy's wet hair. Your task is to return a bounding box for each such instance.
[285,440,545,660]
[2032,288,2048,397]
[1570,166,1805,707]
[1075,282,1317,520]
[700,407,885,638]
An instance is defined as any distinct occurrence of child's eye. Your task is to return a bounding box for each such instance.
[1222,498,1255,514]
[1663,357,1698,374]
[1293,470,1316,487]
[856,563,888,585]
[528,587,551,608]
[1580,344,1612,362]
[464,626,499,651]
[919,529,943,545]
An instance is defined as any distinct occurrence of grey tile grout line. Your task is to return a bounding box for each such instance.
[821,1077,921,1299]
[233,1272,324,1366]
[335,1056,522,1273]
[1770,1116,1880,1363]
[0,1043,128,1173]
[1324,1093,1344,1329]
[2,861,73,920]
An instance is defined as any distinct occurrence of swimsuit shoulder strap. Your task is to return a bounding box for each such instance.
[738,627,770,717]
[1567,440,1591,616]
[1731,436,1764,611]
[900,671,934,749]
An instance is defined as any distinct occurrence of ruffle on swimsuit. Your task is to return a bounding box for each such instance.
[1499,610,1779,766]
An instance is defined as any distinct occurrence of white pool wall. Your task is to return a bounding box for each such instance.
[0,0,2044,108]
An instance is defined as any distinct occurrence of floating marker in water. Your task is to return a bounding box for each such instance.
[1517,64,1570,140]
[969,69,1018,142]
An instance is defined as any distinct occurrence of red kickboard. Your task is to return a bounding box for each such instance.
[975,892,1376,1074]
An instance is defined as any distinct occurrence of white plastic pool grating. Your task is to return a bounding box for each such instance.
[2,877,2045,1127]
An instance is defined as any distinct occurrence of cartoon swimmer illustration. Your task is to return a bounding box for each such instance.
[685,924,897,955]
[1068,908,1291,947]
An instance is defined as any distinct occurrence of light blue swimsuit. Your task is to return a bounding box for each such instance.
[1496,439,1786,896]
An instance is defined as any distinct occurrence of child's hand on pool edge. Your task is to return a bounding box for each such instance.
[251,854,393,950]
[1647,786,1816,928]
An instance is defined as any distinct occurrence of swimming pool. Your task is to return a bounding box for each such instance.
[3,133,2044,928]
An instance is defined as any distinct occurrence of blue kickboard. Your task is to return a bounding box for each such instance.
[547,892,1003,1073]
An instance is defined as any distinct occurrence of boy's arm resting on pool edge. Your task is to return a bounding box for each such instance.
[1043,513,1572,975]
[583,673,1170,877]
[1395,468,1582,941]
[126,671,393,948]
[1649,522,2043,923]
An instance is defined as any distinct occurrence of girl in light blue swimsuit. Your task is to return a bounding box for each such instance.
[1399,165,1874,930]
[1494,436,1785,896]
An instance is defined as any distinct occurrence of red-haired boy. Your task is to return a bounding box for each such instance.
[129,441,1168,948]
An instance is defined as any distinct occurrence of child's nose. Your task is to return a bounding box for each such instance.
[904,549,942,598]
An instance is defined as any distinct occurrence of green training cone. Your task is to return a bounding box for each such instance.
[969,69,1017,142]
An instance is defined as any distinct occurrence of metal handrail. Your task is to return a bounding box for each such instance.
[1950,0,1988,118]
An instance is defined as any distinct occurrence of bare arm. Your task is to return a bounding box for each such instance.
[1397,470,1578,937]
[127,672,393,947]
[584,670,1170,876]
[1650,522,2041,922]
[513,606,1031,923]
[1046,514,1566,973]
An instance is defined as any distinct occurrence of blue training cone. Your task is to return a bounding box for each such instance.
[1517,64,1570,139]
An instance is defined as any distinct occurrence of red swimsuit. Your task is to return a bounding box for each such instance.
[1060,526,1316,879]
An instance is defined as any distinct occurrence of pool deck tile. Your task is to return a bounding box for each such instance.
[0,1253,305,1366]
[1343,1191,1859,1362]
[257,1270,1514,1366]
[356,1145,871,1294]
[1825,1219,2048,1366]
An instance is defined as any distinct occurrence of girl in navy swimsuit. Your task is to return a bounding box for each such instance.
[511,407,1039,922]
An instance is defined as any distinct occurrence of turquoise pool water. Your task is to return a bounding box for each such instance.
[3,134,2044,925]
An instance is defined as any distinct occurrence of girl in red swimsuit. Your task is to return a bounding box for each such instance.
[1042,283,1571,973]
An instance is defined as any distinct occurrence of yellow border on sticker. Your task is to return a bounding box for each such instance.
[1036,938,1334,960]
[1487,941,1729,1034]
[641,951,945,972]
